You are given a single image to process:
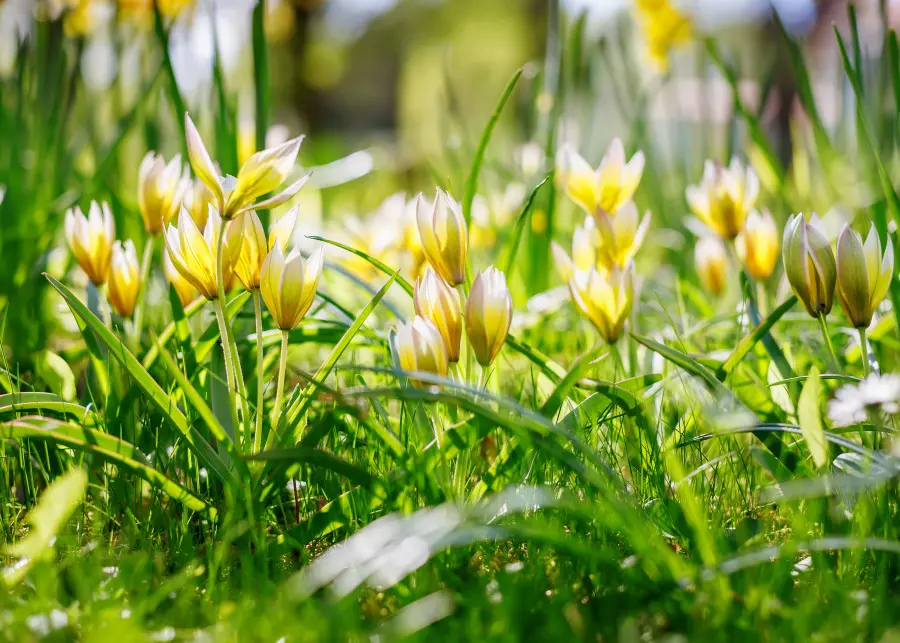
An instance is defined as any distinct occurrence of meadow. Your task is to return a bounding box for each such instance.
[3,0,900,641]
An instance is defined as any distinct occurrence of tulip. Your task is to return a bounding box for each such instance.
[163,206,243,300]
[138,151,189,234]
[686,159,760,240]
[260,244,324,331]
[835,224,894,329]
[465,267,514,367]
[594,202,652,270]
[64,201,115,286]
[735,209,779,281]
[163,246,197,308]
[393,316,449,388]
[569,265,634,344]
[556,139,645,216]
[783,213,836,318]
[107,240,140,319]
[551,221,597,285]
[633,0,692,73]
[695,236,728,295]
[414,268,463,362]
[183,178,215,231]
[416,189,468,286]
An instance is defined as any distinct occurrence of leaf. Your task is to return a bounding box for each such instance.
[540,342,606,418]
[720,295,797,376]
[797,366,829,469]
[244,447,375,487]
[35,350,76,401]
[631,332,730,397]
[307,236,414,296]
[0,392,90,420]
[502,174,551,276]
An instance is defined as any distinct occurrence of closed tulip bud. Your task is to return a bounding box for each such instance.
[569,265,634,344]
[416,189,468,285]
[414,268,462,362]
[594,202,651,270]
[836,224,894,328]
[735,209,779,281]
[234,207,300,291]
[64,201,115,286]
[260,244,324,331]
[695,236,728,295]
[783,213,837,318]
[551,221,597,284]
[465,266,513,367]
[164,206,243,300]
[163,246,197,308]
[183,178,215,230]
[107,240,140,318]
[393,316,449,388]
[686,159,759,240]
[138,151,189,234]
[556,139,645,216]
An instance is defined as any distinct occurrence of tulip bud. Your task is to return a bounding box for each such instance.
[735,209,779,281]
[416,189,468,286]
[783,213,837,318]
[569,265,634,344]
[835,224,894,328]
[183,178,215,231]
[163,246,197,308]
[465,267,513,366]
[556,139,645,216]
[694,236,728,295]
[593,202,652,270]
[64,201,115,286]
[414,268,462,362]
[164,206,243,300]
[393,316,449,388]
[185,113,225,213]
[107,240,140,319]
[686,159,759,240]
[234,208,300,291]
[260,245,323,331]
[138,151,189,234]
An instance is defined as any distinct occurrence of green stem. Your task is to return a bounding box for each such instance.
[817,313,841,373]
[859,326,871,378]
[132,235,157,346]
[271,330,289,435]
[213,297,240,437]
[252,290,265,455]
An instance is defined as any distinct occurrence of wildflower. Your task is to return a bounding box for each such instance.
[835,224,894,329]
[551,219,597,284]
[570,265,634,344]
[782,213,836,318]
[234,207,298,291]
[633,0,693,74]
[735,209,779,281]
[183,178,215,231]
[828,373,900,427]
[107,240,140,318]
[163,206,243,300]
[556,139,644,216]
[138,151,189,235]
[393,316,449,388]
[414,268,462,363]
[163,246,197,308]
[260,244,324,331]
[465,266,513,367]
[686,159,760,240]
[64,201,115,286]
[695,236,728,295]
[594,202,652,270]
[416,189,468,286]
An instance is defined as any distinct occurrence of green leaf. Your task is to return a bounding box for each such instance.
[720,295,797,376]
[631,332,730,398]
[307,236,414,296]
[0,392,90,420]
[502,174,551,276]
[244,447,375,487]
[540,342,606,418]
[34,350,76,401]
[797,366,829,469]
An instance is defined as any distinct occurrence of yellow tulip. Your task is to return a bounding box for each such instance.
[735,209,779,281]
[465,266,513,367]
[163,246,197,308]
[260,244,324,331]
[107,240,140,319]
[183,178,215,231]
[138,151,189,235]
[836,224,894,328]
[551,220,597,284]
[416,189,468,286]
[64,201,115,286]
[686,159,760,240]
[414,268,462,363]
[694,236,728,295]
[234,207,299,291]
[393,316,449,388]
[633,0,692,73]
[556,139,645,216]
[594,202,652,270]
[163,206,243,300]
[569,265,634,344]
[783,213,837,318]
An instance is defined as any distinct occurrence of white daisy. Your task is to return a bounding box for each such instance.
[828,374,900,427]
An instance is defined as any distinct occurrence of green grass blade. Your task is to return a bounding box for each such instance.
[307,236,413,296]
[244,446,374,487]
[720,295,797,376]
[252,0,269,153]
[502,173,551,276]
[0,392,90,421]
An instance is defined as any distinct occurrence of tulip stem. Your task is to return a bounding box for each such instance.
[272,330,289,435]
[817,313,841,373]
[858,327,871,378]
[252,291,265,454]
[214,221,240,438]
[132,235,157,347]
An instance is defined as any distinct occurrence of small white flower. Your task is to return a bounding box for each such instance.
[828,374,900,427]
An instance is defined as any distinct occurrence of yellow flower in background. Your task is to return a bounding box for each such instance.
[414,268,462,363]
[234,207,299,291]
[163,206,243,300]
[465,266,513,367]
[735,209,779,281]
[783,213,837,318]
[551,219,597,285]
[633,0,692,73]
[138,151,189,235]
[694,236,728,295]
[183,178,215,231]
[569,265,634,344]
[416,189,468,286]
[64,201,115,286]
[163,246,197,308]
[117,0,194,21]
[260,244,324,331]
[594,202,652,270]
[393,316,449,388]
[686,159,760,240]
[63,0,105,37]
[556,139,645,216]
[107,240,140,319]
[835,224,894,328]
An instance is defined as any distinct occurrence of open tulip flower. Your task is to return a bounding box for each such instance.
[594,202,651,270]
[234,207,299,291]
[416,188,468,286]
[185,113,308,220]
[569,265,635,344]
[414,268,462,363]
[164,206,243,300]
[107,240,140,319]
[695,236,728,295]
[735,209,779,281]
[556,139,644,217]
[183,177,216,231]
[686,159,759,240]
[260,244,324,331]
[64,201,115,286]
[138,151,189,235]
[551,218,602,284]
[393,316,449,388]
[465,266,513,367]
[783,213,836,318]
[836,224,894,329]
